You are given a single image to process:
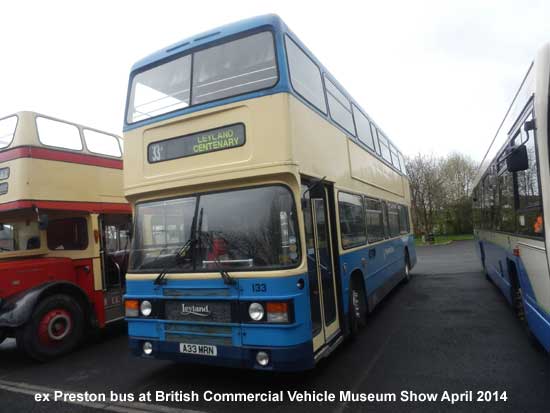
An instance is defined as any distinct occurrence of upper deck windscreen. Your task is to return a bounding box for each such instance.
[0,116,17,149]
[127,31,277,124]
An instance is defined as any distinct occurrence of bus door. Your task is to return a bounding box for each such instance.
[99,214,132,323]
[302,182,340,353]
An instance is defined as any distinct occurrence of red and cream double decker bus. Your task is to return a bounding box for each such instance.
[0,111,131,360]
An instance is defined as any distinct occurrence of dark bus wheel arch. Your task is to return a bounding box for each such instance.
[16,294,85,361]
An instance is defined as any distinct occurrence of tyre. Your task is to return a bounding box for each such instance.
[512,284,542,349]
[0,328,7,345]
[16,294,84,361]
[513,286,526,322]
[348,277,367,338]
[404,252,411,283]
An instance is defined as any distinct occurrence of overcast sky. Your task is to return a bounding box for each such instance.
[1,0,548,161]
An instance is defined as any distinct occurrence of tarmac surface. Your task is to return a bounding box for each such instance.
[1,240,549,412]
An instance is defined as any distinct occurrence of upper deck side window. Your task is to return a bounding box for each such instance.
[127,31,277,124]
[36,117,83,151]
[377,131,392,163]
[390,144,401,171]
[324,76,355,136]
[398,153,407,175]
[0,116,18,149]
[284,36,327,113]
[83,129,122,157]
[352,105,375,151]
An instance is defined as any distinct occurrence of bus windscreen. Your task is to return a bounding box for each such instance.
[130,185,300,272]
[127,31,277,124]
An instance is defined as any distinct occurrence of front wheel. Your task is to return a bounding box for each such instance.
[348,277,367,338]
[16,294,84,361]
[404,253,411,282]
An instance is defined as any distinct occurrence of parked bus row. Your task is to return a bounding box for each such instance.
[5,14,549,370]
[1,15,417,370]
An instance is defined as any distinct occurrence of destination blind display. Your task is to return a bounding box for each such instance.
[148,123,245,163]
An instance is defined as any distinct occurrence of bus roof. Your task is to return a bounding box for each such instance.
[131,14,286,72]
[0,111,129,214]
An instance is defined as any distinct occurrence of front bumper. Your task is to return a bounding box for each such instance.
[129,338,315,371]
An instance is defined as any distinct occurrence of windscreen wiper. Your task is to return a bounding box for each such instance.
[154,203,200,285]
[153,239,193,285]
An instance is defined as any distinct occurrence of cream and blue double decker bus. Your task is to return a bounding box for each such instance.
[123,15,416,370]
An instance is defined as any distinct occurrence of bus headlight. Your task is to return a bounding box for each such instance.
[143,341,153,355]
[248,302,264,321]
[256,351,270,366]
[140,300,152,317]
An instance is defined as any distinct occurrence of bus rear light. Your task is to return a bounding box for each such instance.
[513,247,521,257]
[266,302,289,323]
[125,300,139,317]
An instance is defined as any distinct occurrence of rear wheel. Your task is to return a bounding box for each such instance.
[511,274,539,348]
[16,294,84,361]
[513,286,535,338]
[348,277,367,338]
[404,252,411,282]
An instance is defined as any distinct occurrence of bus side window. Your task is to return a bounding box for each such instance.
[514,115,543,237]
[381,201,390,239]
[387,203,400,237]
[365,198,384,243]
[338,192,366,249]
[398,205,410,234]
[47,218,88,250]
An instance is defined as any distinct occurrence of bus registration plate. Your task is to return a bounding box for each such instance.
[179,343,217,356]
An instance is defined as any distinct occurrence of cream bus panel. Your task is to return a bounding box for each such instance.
[124,94,291,197]
[0,158,126,204]
[288,95,407,203]
[124,93,409,205]
[29,159,125,203]
[348,139,404,197]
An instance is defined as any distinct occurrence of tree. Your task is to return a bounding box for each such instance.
[439,152,477,234]
[406,152,478,237]
[406,154,444,236]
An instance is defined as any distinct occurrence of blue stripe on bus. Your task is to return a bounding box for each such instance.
[476,237,550,351]
[339,235,415,311]
[125,235,415,364]
[125,274,313,348]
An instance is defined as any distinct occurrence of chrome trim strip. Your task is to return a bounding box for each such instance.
[517,241,546,252]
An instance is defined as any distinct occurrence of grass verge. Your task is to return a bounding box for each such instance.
[415,233,474,247]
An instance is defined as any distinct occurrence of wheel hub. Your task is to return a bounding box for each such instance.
[38,309,72,345]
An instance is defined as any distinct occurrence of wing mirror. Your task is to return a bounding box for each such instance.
[506,144,529,173]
